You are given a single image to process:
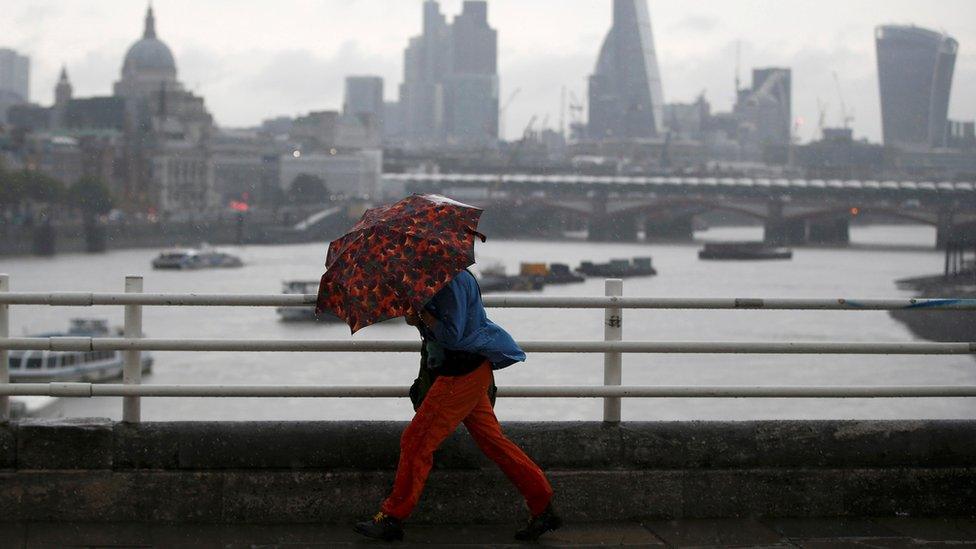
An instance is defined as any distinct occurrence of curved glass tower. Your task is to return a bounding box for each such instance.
[588,0,665,140]
[875,25,957,150]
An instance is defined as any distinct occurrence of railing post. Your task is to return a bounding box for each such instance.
[1,274,9,420]
[123,275,143,422]
[603,278,623,423]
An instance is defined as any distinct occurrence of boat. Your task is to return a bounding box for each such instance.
[519,262,584,285]
[276,280,343,322]
[477,264,544,293]
[6,319,153,383]
[575,257,657,278]
[152,244,243,270]
[698,242,793,260]
[544,263,585,284]
[8,396,59,419]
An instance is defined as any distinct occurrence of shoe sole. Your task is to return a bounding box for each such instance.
[514,516,562,541]
[353,525,404,541]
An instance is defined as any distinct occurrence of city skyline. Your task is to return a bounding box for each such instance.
[3,0,975,143]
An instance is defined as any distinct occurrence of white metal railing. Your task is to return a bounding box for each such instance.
[2,273,976,423]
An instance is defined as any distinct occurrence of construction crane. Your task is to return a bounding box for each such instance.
[567,91,586,141]
[568,91,584,124]
[522,115,538,140]
[817,98,828,138]
[505,115,538,169]
[832,72,854,129]
[499,88,521,140]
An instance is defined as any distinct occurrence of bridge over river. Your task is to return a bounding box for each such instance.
[386,173,976,247]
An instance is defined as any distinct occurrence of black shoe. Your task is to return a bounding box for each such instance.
[514,503,562,541]
[354,511,404,541]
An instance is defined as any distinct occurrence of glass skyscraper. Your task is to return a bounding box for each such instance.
[588,0,665,140]
[875,25,957,150]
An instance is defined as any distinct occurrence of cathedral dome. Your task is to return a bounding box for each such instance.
[121,6,176,78]
[124,38,176,74]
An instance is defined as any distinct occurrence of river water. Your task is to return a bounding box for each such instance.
[2,224,973,421]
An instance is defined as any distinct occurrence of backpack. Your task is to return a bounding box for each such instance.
[409,337,497,411]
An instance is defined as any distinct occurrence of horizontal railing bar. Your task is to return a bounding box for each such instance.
[2,383,975,398]
[1,293,975,311]
[2,337,975,354]
[0,292,314,307]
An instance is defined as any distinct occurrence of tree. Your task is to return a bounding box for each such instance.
[288,173,329,204]
[0,164,20,206]
[22,170,66,204]
[69,176,114,220]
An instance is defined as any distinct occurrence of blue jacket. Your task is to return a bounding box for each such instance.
[420,270,526,370]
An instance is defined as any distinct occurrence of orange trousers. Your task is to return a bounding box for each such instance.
[380,361,554,520]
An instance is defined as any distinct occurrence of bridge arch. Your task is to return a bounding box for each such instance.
[786,207,938,226]
[614,198,770,222]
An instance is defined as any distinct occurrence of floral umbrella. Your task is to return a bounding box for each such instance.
[315,194,486,333]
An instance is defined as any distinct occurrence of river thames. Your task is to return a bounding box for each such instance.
[3,224,974,421]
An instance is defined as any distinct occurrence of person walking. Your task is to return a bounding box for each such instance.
[353,269,562,542]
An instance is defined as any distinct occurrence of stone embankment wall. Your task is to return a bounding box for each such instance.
[0,419,973,523]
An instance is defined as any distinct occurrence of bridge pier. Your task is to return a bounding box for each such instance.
[935,209,955,250]
[764,218,803,246]
[84,223,107,253]
[32,223,56,256]
[643,216,694,242]
[588,215,638,242]
[807,217,850,245]
[764,217,850,246]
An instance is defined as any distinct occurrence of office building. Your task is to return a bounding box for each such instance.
[344,76,384,119]
[876,25,957,150]
[735,67,792,147]
[0,48,29,123]
[395,1,498,148]
[588,0,665,140]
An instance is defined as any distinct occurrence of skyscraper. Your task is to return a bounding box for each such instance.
[734,68,792,147]
[398,1,450,145]
[344,76,384,119]
[0,48,30,101]
[588,0,665,140]
[344,76,385,138]
[442,1,498,146]
[396,0,498,147]
[0,48,30,124]
[876,25,957,150]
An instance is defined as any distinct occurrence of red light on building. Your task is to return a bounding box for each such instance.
[850,207,860,216]
[229,200,249,212]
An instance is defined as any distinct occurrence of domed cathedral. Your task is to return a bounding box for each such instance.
[114,4,216,216]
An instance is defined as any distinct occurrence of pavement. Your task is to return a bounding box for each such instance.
[3,517,976,548]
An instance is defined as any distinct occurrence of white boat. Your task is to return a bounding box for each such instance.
[276,281,342,322]
[152,245,243,270]
[8,396,59,419]
[6,319,154,383]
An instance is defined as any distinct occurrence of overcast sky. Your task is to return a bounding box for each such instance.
[3,0,975,142]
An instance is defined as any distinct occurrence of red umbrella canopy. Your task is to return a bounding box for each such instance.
[315,194,486,333]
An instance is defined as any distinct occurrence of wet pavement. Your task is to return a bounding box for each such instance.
[2,517,976,548]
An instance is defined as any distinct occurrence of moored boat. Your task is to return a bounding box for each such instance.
[698,242,793,260]
[477,264,544,293]
[276,280,343,322]
[576,257,657,277]
[6,319,153,383]
[152,245,243,270]
[519,262,585,284]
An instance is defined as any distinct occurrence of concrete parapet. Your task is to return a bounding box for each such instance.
[0,419,974,523]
